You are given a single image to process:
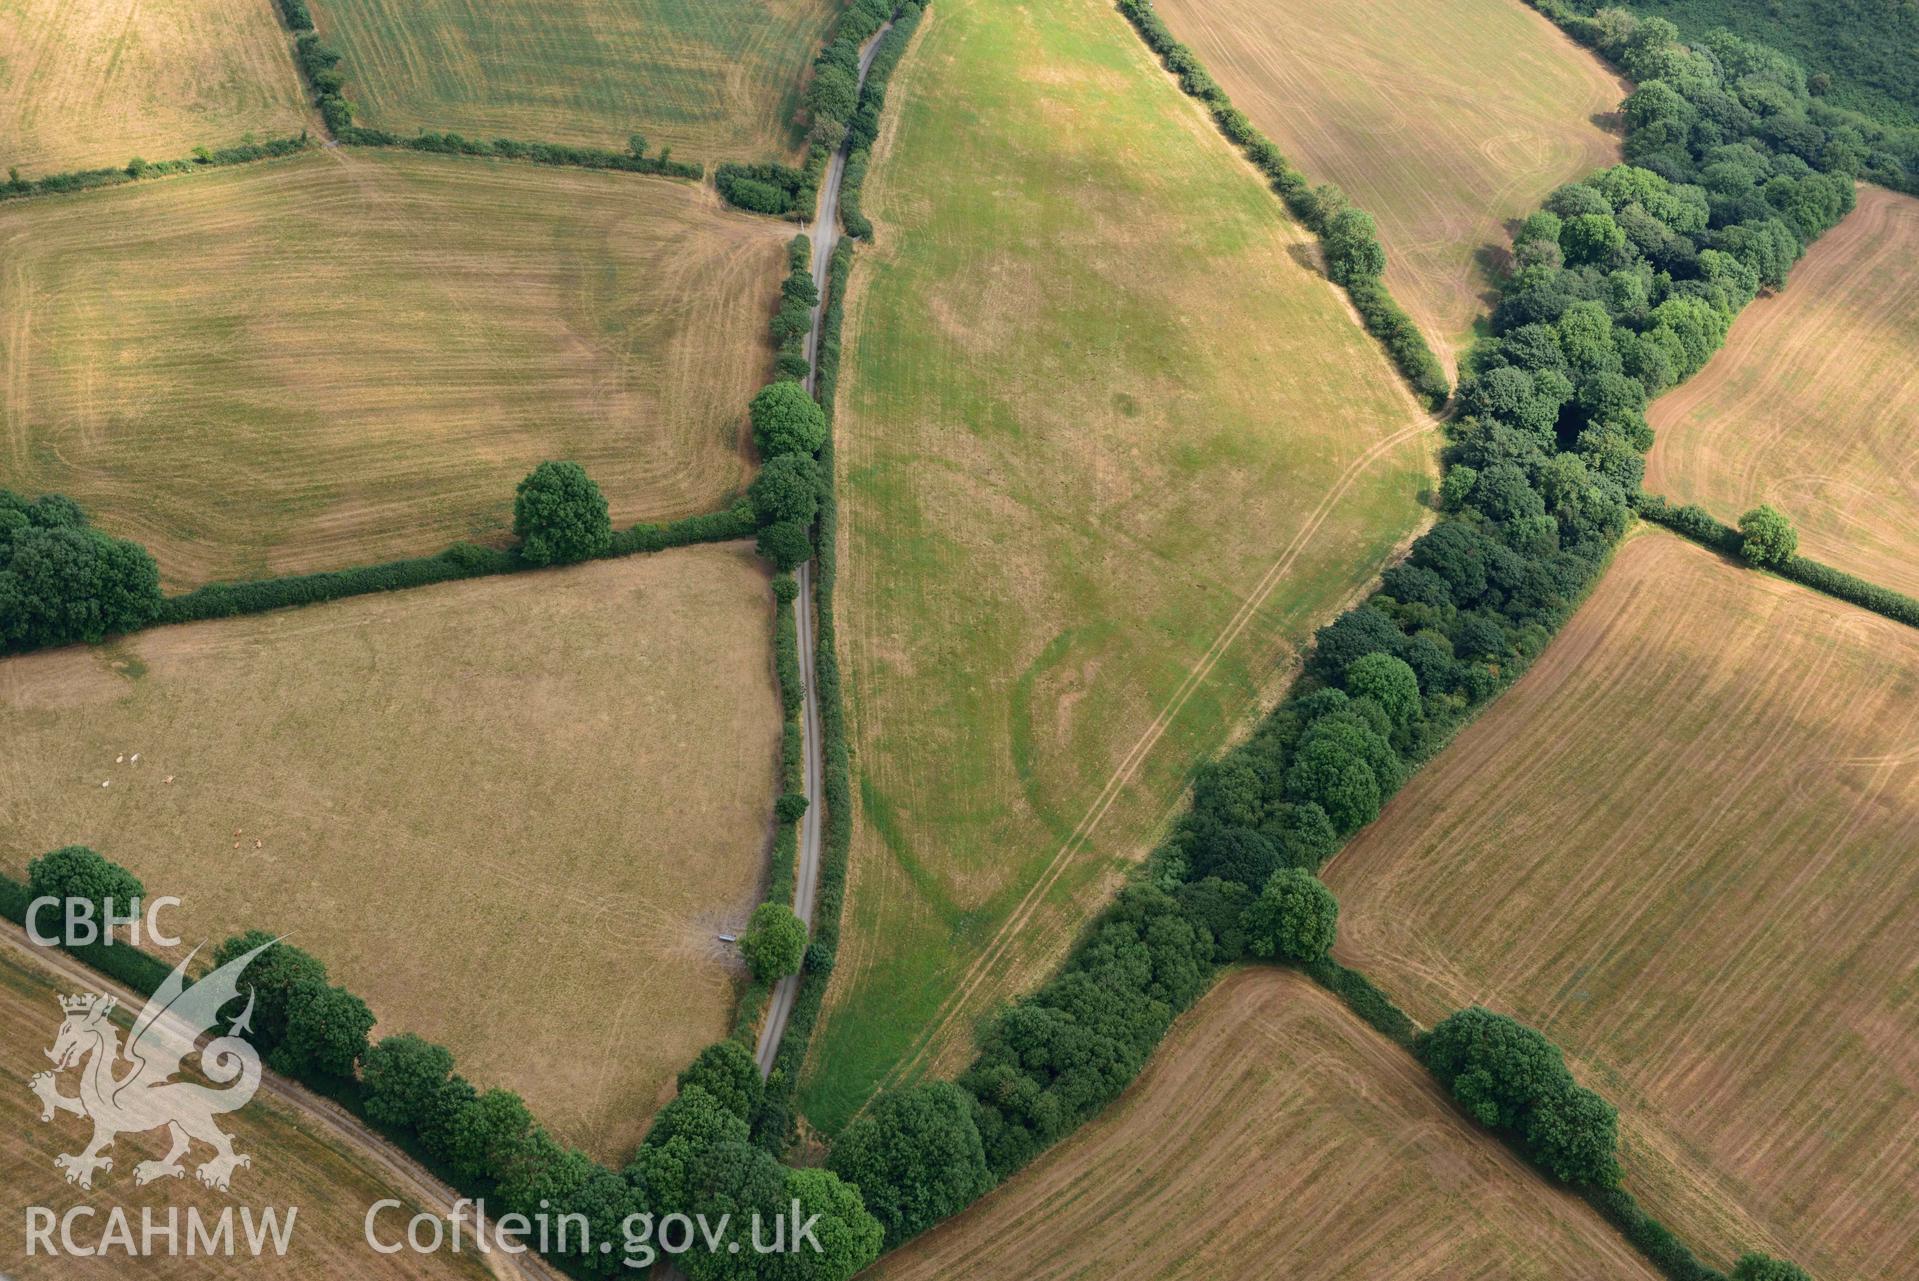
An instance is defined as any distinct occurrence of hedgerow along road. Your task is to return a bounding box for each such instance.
[754,22,894,1080]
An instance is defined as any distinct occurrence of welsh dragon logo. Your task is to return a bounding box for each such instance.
[29,939,275,1193]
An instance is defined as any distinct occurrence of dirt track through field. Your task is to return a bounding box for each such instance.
[1328,530,1919,1279]
[1645,185,1919,598]
[873,968,1659,1280]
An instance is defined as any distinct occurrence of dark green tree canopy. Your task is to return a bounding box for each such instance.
[740,902,807,982]
[1243,868,1338,962]
[826,1081,993,1247]
[677,1040,764,1123]
[0,489,161,653]
[214,930,329,1049]
[750,454,822,527]
[1418,1007,1621,1187]
[751,381,829,459]
[757,518,814,572]
[1344,653,1421,731]
[513,461,611,565]
[27,845,145,918]
[1738,504,1798,566]
[1731,1253,1814,1281]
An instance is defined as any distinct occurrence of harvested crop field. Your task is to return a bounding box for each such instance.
[307,0,839,163]
[1645,184,1919,598]
[1154,0,1624,368]
[0,943,486,1280]
[873,968,1658,1280]
[1327,530,1919,1280]
[0,544,781,1162]
[0,148,786,589]
[0,0,316,176]
[800,0,1435,1131]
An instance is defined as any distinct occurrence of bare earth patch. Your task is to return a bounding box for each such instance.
[873,968,1658,1280]
[0,149,785,589]
[0,545,781,1162]
[1327,530,1919,1279]
[1646,185,1919,598]
[1155,0,1624,369]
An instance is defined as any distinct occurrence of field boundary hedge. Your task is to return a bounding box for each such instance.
[1,136,313,204]
[753,238,859,1144]
[0,500,755,660]
[1114,0,1451,408]
[1637,494,1919,628]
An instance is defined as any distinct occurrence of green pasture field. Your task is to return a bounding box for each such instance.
[798,0,1435,1133]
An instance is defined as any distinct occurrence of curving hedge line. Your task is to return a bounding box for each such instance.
[1115,0,1451,408]
[1637,494,1919,627]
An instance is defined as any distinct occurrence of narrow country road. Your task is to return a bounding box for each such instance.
[1,923,562,1281]
[755,22,892,1081]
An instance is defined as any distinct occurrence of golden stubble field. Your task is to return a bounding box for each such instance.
[1155,0,1624,368]
[0,946,487,1280]
[1646,185,1919,598]
[0,0,317,176]
[0,545,782,1162]
[799,0,1437,1132]
[1327,530,1919,1280]
[0,149,786,589]
[874,968,1659,1280]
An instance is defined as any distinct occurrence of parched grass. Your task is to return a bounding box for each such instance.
[0,148,786,590]
[0,545,782,1163]
[798,0,1434,1132]
[873,968,1659,1280]
[1155,0,1624,369]
[0,0,316,176]
[0,946,489,1280]
[1646,185,1919,599]
[307,0,840,164]
[1327,530,1919,1280]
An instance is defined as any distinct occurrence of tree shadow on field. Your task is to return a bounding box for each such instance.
[1591,108,1626,135]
